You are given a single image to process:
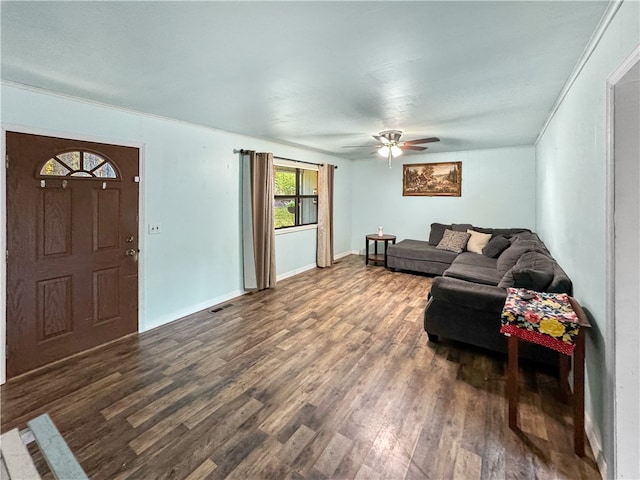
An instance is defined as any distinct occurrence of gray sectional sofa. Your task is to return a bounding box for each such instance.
[387,223,573,367]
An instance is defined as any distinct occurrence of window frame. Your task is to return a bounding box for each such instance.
[37,150,121,180]
[274,161,318,231]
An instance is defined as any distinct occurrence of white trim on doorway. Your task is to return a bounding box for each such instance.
[605,44,640,480]
[0,123,146,385]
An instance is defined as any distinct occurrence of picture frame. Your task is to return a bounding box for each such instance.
[402,161,462,197]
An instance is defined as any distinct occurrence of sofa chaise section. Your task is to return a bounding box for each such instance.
[386,239,458,275]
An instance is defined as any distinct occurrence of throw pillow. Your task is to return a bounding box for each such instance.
[512,268,554,291]
[428,223,451,246]
[483,235,511,258]
[498,251,556,290]
[496,244,550,276]
[466,229,492,254]
[436,229,471,253]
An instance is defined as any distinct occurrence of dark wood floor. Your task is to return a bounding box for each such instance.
[1,255,601,479]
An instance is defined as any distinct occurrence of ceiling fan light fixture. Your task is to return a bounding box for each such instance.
[378,145,390,157]
[377,144,403,158]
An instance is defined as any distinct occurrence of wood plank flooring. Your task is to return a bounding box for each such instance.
[1,255,601,479]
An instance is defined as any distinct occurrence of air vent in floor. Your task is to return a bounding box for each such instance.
[209,303,233,314]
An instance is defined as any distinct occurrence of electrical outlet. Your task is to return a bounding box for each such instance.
[148,223,161,234]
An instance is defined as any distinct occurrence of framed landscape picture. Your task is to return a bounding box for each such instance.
[402,161,462,197]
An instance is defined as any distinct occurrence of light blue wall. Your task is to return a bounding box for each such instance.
[535,1,639,473]
[1,83,352,333]
[350,146,536,251]
[275,228,318,279]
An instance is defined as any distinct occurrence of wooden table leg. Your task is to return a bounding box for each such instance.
[507,335,519,429]
[365,238,369,265]
[558,354,571,404]
[384,239,389,268]
[574,333,586,456]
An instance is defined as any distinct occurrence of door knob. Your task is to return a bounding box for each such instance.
[125,249,137,256]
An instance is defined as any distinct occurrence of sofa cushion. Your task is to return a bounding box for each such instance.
[428,223,451,246]
[548,263,573,294]
[511,233,549,250]
[444,263,502,286]
[513,268,554,291]
[496,242,551,276]
[498,251,556,290]
[466,229,492,254]
[430,276,508,312]
[387,239,458,263]
[452,252,499,269]
[452,223,474,233]
[447,252,499,285]
[436,229,471,253]
[483,235,511,258]
[496,244,534,275]
[473,227,532,237]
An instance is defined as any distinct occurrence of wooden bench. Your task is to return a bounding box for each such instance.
[0,413,88,479]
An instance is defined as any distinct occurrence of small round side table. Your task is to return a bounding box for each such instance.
[365,234,397,267]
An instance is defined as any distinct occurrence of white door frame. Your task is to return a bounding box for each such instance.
[0,123,146,384]
[605,44,640,480]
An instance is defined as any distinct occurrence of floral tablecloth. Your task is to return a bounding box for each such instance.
[500,288,580,355]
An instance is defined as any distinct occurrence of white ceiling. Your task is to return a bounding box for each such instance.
[1,1,609,159]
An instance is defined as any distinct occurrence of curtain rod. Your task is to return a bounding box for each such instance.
[234,149,338,169]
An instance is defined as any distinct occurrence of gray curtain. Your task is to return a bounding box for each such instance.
[317,163,335,267]
[242,151,276,290]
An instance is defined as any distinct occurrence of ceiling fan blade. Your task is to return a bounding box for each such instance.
[402,137,440,145]
[373,135,391,145]
[342,145,376,148]
[401,145,428,151]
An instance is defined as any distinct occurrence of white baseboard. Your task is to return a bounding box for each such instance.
[277,251,355,281]
[585,412,608,479]
[277,263,317,281]
[141,289,245,332]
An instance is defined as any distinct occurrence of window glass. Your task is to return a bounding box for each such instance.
[38,151,118,179]
[40,158,71,176]
[300,197,318,225]
[93,162,117,178]
[274,197,296,229]
[275,167,296,195]
[57,151,81,170]
[83,152,105,171]
[300,170,317,195]
[274,164,318,230]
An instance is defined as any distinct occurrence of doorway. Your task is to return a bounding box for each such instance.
[5,132,140,379]
[607,48,640,479]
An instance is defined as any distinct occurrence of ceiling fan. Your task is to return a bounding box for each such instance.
[343,130,440,167]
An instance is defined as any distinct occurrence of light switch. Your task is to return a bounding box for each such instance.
[148,223,161,234]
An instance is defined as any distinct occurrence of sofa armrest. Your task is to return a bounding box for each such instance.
[430,276,507,312]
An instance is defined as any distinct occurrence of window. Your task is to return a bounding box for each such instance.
[38,151,118,179]
[274,165,318,229]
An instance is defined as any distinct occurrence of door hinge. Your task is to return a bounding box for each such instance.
[5,154,8,169]
[6,250,8,262]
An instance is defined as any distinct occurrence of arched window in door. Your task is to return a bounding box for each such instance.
[38,151,119,179]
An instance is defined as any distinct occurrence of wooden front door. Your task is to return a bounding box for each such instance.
[6,132,139,379]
